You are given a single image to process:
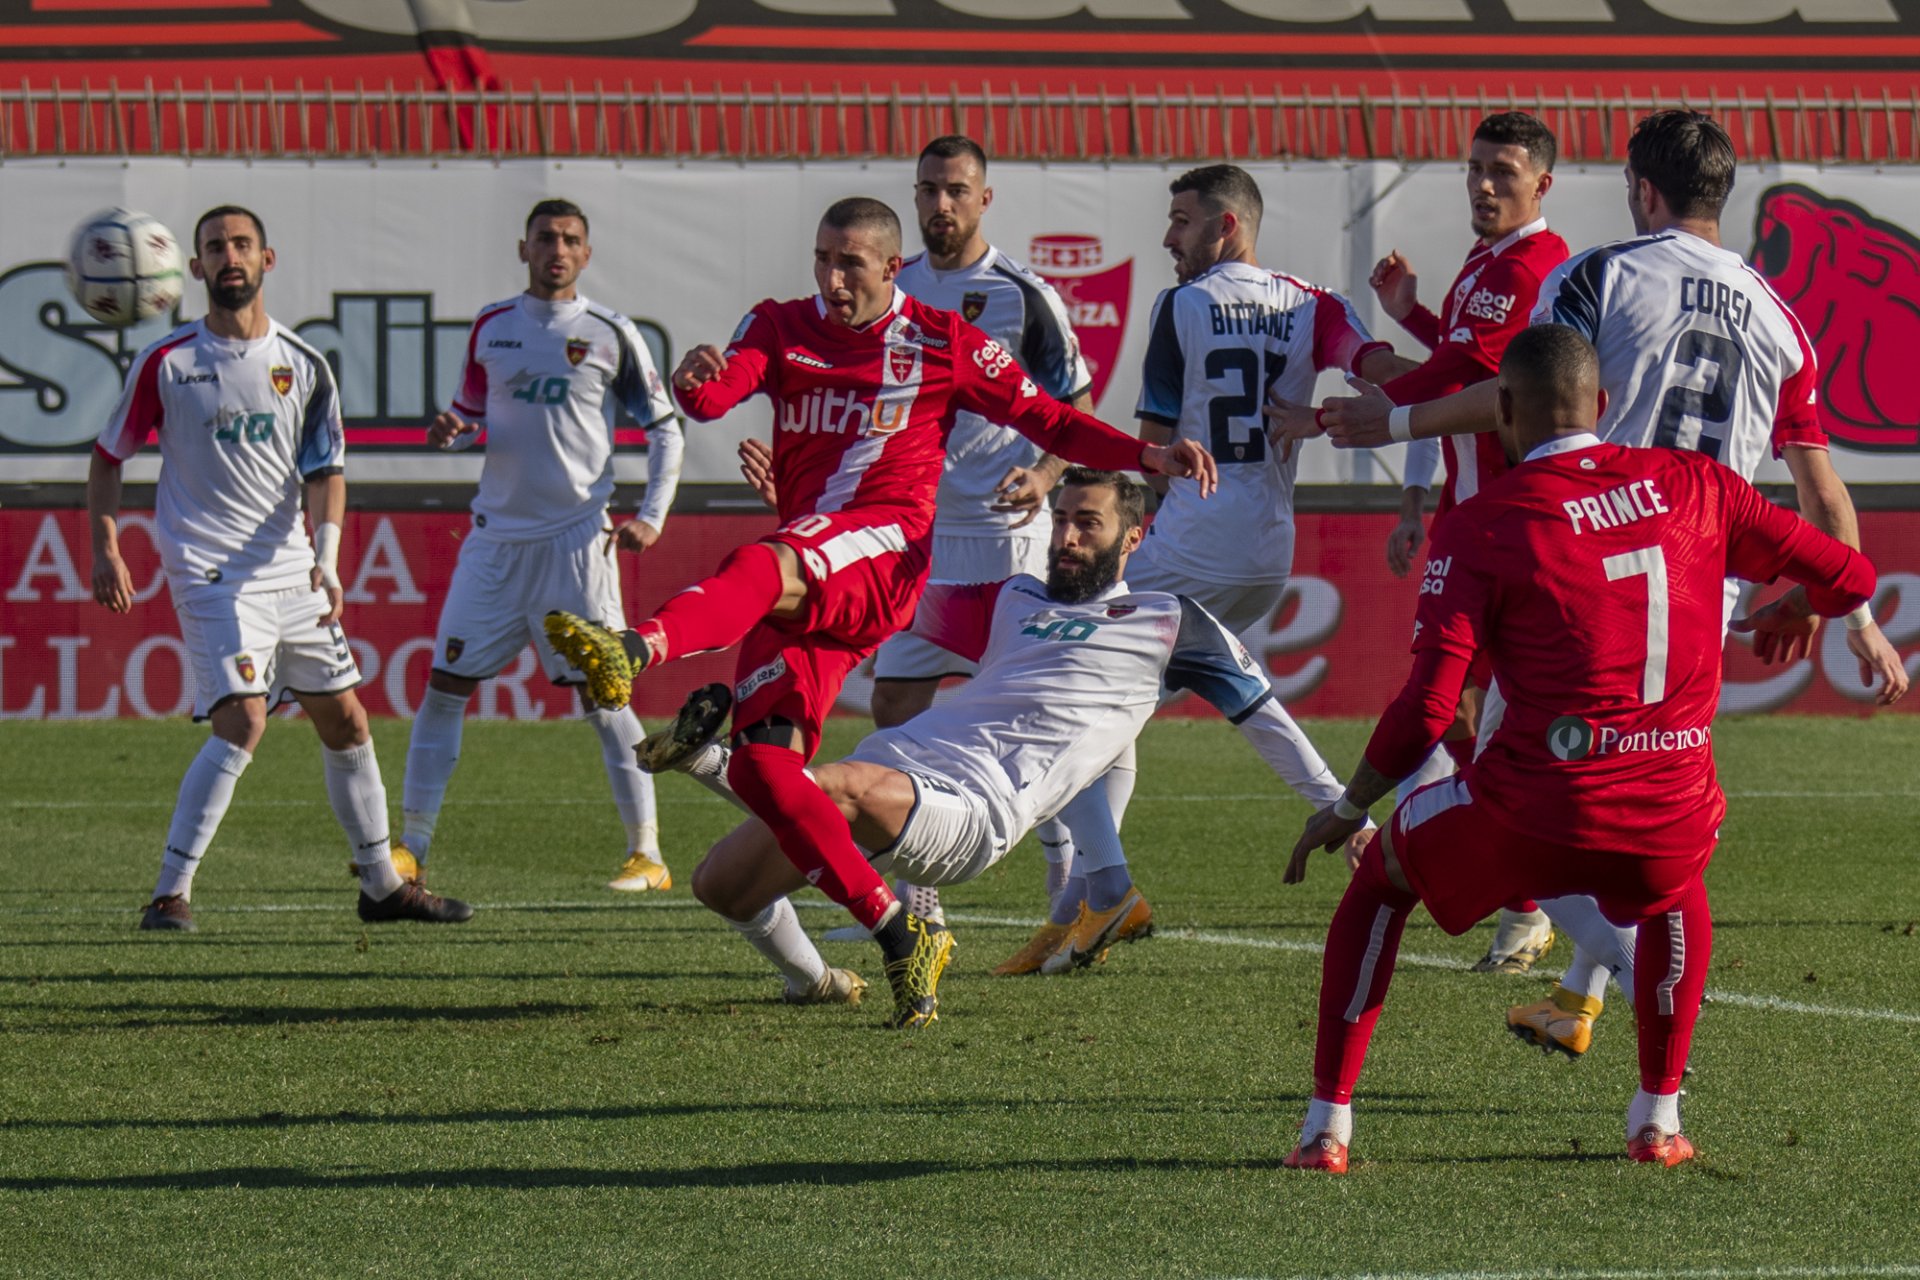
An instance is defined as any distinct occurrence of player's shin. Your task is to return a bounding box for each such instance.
[1312,836,1417,1109]
[587,706,658,856]
[644,543,786,666]
[1632,878,1712,1104]
[1036,819,1076,905]
[1054,776,1133,913]
[401,685,468,864]
[154,737,253,900]
[726,742,899,934]
[728,896,829,993]
[326,741,403,898]
[1540,895,1638,995]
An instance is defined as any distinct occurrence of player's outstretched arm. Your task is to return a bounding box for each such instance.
[86,450,134,614]
[305,471,347,626]
[1285,758,1397,885]
[672,322,775,422]
[1321,375,1498,449]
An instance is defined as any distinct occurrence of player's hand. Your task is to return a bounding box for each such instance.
[1385,514,1426,578]
[91,545,134,614]
[737,436,778,510]
[1263,394,1323,465]
[1846,620,1911,706]
[607,519,661,555]
[673,344,728,393]
[1141,438,1218,498]
[1369,250,1419,322]
[310,565,345,627]
[1729,586,1819,665]
[1285,804,1366,885]
[429,411,479,450]
[1341,824,1375,875]
[1319,376,1397,449]
[990,464,1057,529]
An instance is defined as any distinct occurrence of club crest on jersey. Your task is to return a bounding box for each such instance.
[566,337,591,367]
[888,347,917,384]
[233,653,257,684]
[269,365,293,396]
[1106,604,1137,618]
[1029,233,1133,407]
[444,637,465,665]
[961,291,989,323]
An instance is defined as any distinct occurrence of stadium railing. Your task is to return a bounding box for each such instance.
[2,81,1916,164]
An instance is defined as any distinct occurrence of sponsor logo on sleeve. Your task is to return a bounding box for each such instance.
[736,654,790,703]
[565,337,591,367]
[269,365,294,396]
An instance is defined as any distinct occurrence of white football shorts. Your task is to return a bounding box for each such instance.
[434,511,623,684]
[174,584,361,720]
[872,531,1049,681]
[847,735,1008,886]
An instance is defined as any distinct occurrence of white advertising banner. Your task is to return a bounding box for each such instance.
[2,158,1917,486]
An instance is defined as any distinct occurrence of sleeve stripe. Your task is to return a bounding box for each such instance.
[100,329,195,459]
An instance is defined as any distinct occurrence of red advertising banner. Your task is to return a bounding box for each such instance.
[2,508,1913,722]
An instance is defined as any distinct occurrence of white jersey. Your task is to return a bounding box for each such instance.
[850,574,1334,850]
[1136,262,1384,584]
[896,247,1092,538]
[1531,229,1825,482]
[97,318,342,600]
[451,292,682,540]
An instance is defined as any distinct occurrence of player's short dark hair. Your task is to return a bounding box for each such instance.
[193,205,266,254]
[919,135,988,174]
[526,199,589,237]
[1500,323,1600,399]
[1058,467,1148,532]
[820,197,903,254]
[1626,110,1735,221]
[1169,164,1263,230]
[1473,111,1557,173]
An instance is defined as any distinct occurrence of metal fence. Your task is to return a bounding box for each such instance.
[3,80,1917,164]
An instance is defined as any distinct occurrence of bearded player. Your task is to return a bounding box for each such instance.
[88,205,471,931]
[1281,324,1877,1172]
[544,197,1215,1028]
[1310,110,1908,1057]
[1366,111,1572,975]
[645,469,1363,1020]
[397,199,684,895]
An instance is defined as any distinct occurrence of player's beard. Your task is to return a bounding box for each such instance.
[1047,538,1126,604]
[920,216,971,259]
[208,271,260,311]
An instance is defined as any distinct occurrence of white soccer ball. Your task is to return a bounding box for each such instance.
[65,208,185,327]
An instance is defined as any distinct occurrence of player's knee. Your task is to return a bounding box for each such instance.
[428,669,480,699]
[869,680,932,728]
[210,694,268,751]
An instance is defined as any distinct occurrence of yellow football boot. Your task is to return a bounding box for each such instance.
[1506,984,1603,1059]
[543,610,636,710]
[1039,889,1153,975]
[607,852,672,893]
[992,921,1070,976]
[883,913,956,1029]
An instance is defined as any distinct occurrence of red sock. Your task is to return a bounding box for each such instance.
[726,742,896,930]
[644,543,784,664]
[1441,737,1473,770]
[1633,876,1712,1095]
[1312,834,1418,1104]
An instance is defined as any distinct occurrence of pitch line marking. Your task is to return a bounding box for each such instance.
[1260,1265,1920,1280]
[4,899,1915,1026]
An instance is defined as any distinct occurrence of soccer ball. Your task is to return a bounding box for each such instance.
[65,208,185,327]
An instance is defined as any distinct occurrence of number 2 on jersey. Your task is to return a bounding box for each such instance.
[1203,349,1287,465]
[1653,328,1744,460]
[1602,545,1670,704]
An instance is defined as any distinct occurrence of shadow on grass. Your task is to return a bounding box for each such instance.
[0,1091,1499,1135]
[0,1001,589,1031]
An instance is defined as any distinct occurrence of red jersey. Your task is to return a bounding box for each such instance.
[1382,220,1569,513]
[677,289,1147,542]
[1365,437,1874,857]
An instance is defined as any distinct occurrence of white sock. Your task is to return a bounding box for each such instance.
[896,881,943,924]
[1540,894,1638,997]
[1303,1097,1354,1146]
[326,740,403,899]
[1627,1087,1682,1138]
[1037,818,1075,904]
[1059,774,1128,875]
[1104,742,1138,828]
[729,897,827,992]
[1398,744,1455,799]
[587,706,658,854]
[153,737,253,900]
[401,685,468,863]
[1560,945,1614,1002]
[682,741,752,814]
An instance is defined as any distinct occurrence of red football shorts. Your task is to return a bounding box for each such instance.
[1390,775,1713,935]
[731,511,930,757]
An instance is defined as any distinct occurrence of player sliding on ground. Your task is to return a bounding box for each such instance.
[88,205,471,931]
[642,469,1366,1023]
[543,198,1215,1028]
[1279,324,1878,1173]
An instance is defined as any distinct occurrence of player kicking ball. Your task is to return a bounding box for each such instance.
[635,470,1368,1025]
[543,198,1214,1029]
[1279,325,1877,1172]
[88,205,471,931]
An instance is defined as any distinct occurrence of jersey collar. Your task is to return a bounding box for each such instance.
[919,244,999,281]
[1524,431,1603,463]
[1486,217,1549,257]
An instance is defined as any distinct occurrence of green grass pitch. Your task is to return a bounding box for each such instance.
[2,714,1917,1279]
